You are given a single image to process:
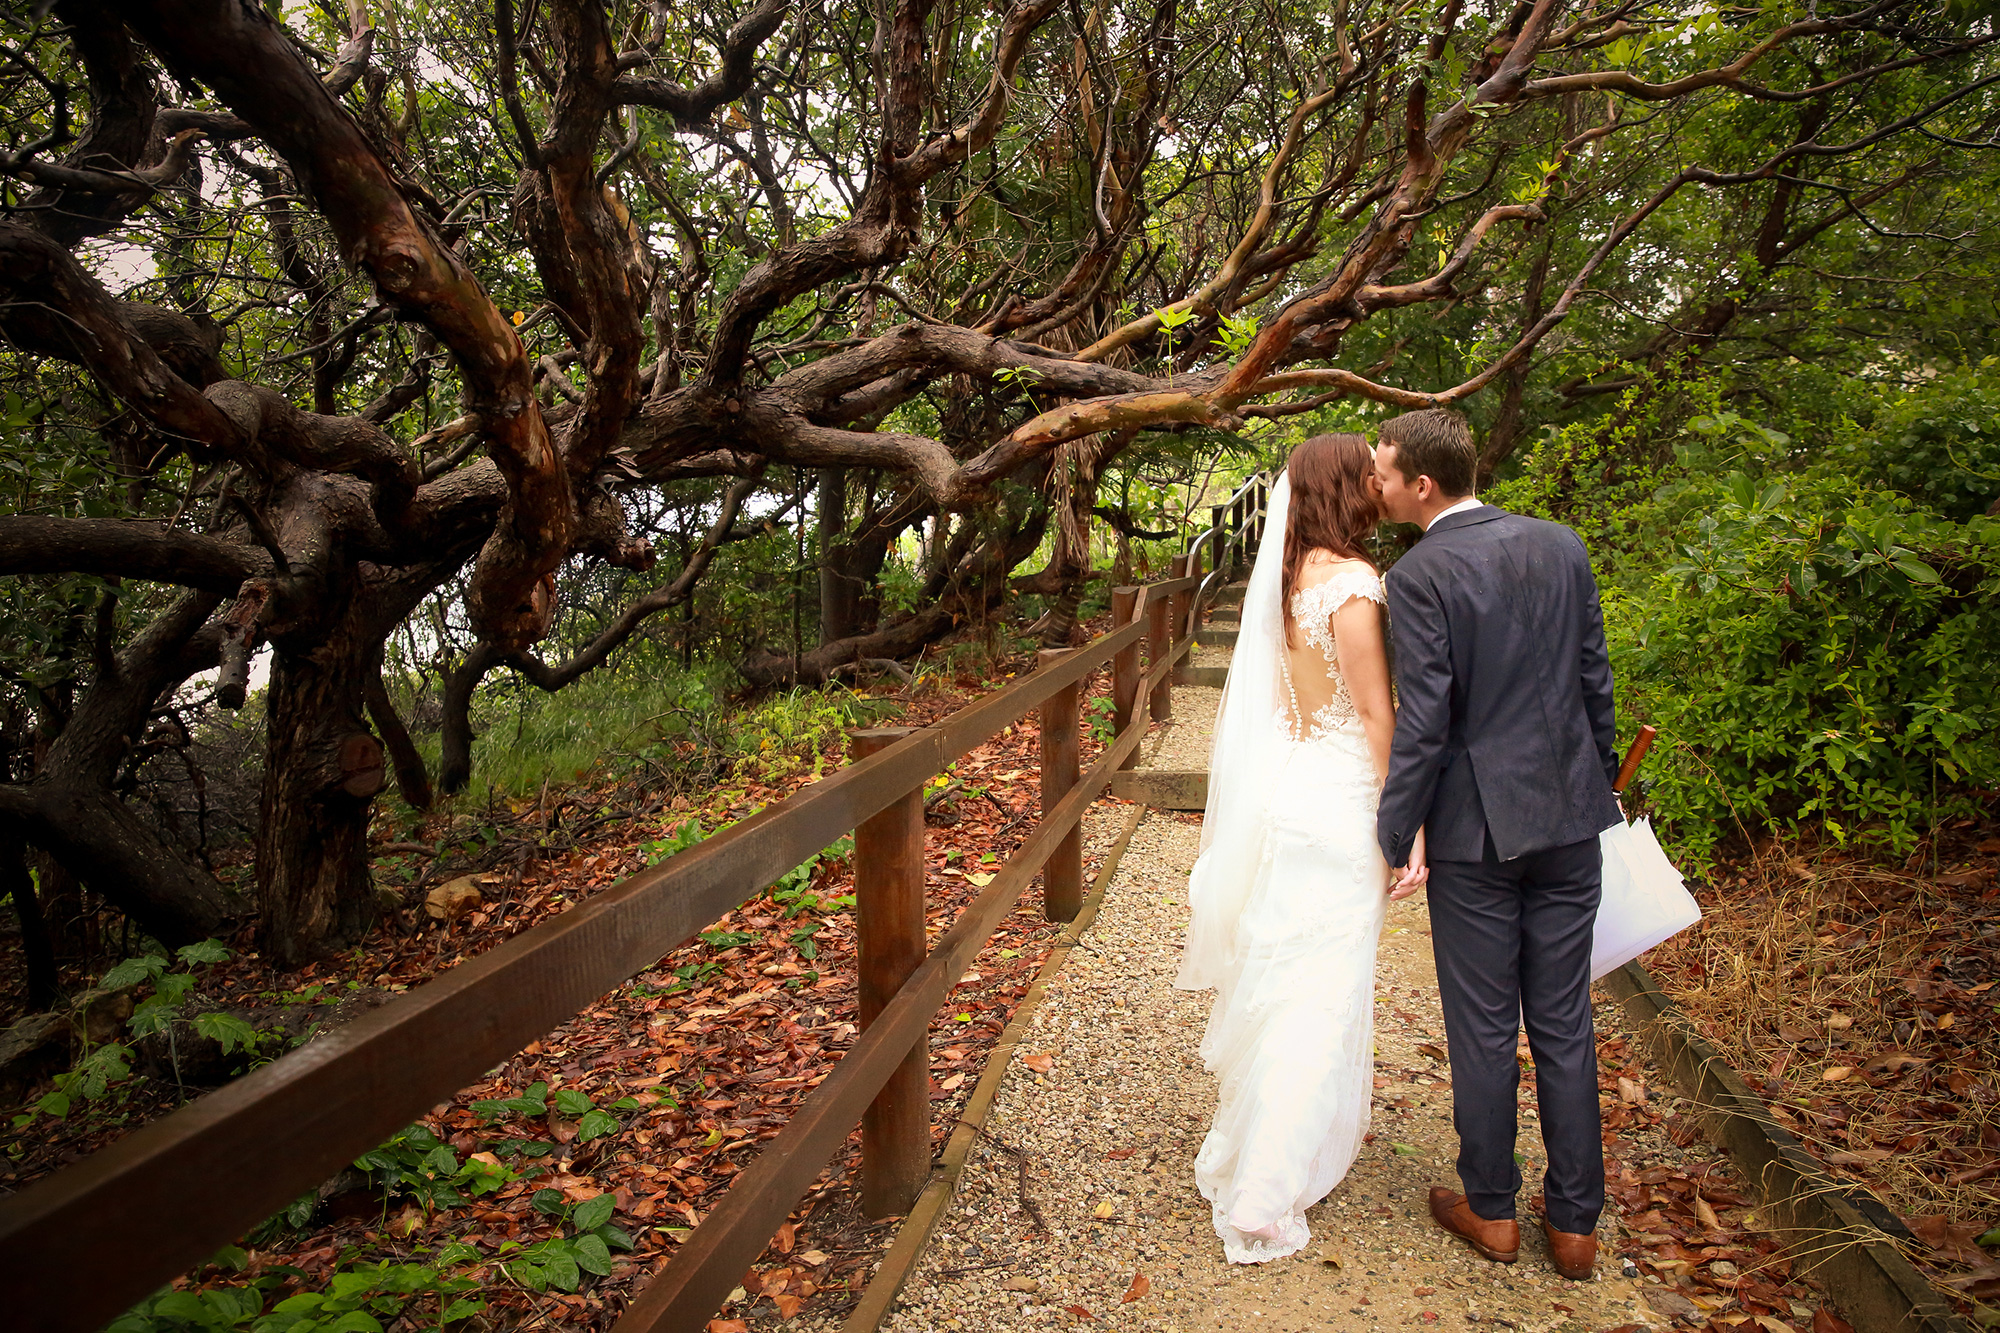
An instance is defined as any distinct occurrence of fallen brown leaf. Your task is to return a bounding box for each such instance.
[1021,1051,1056,1074]
[1122,1272,1150,1303]
[1906,1215,1990,1265]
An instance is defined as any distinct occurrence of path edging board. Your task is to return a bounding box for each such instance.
[838,804,1151,1333]
[1604,960,1975,1333]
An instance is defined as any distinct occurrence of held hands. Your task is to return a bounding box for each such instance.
[1388,826,1429,900]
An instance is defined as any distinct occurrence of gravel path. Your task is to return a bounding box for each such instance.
[871,802,1664,1333]
[862,666,1682,1333]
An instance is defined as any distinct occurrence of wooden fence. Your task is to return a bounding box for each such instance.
[0,473,1273,1333]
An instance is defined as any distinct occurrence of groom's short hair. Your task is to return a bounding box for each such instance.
[1381,409,1476,498]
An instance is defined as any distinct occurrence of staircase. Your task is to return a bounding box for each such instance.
[1106,580,1244,810]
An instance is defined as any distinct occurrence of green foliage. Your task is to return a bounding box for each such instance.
[472,1079,656,1143]
[1084,695,1119,745]
[105,1254,485,1333]
[642,819,709,865]
[1613,471,2000,858]
[1817,362,2000,520]
[494,1189,635,1292]
[351,1124,518,1210]
[16,941,253,1125]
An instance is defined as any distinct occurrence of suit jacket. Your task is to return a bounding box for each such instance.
[1375,505,1621,865]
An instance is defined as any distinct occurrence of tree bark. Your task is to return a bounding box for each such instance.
[364,656,433,811]
[256,628,387,967]
[2,827,61,1011]
[438,641,505,797]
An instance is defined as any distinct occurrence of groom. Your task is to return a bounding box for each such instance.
[1371,409,1621,1281]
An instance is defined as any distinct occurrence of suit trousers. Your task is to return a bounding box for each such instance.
[1427,835,1604,1235]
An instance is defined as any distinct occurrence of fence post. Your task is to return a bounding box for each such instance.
[1111,587,1141,769]
[1168,555,1192,685]
[1229,495,1245,576]
[1036,648,1083,922]
[1209,505,1225,579]
[1146,586,1172,724]
[848,727,930,1217]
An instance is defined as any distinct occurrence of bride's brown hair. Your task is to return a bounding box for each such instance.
[1280,432,1380,647]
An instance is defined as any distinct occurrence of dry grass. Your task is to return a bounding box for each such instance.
[1643,817,2000,1311]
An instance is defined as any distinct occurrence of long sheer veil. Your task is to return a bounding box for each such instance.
[1175,470,1290,991]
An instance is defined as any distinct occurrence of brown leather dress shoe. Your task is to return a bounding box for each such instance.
[1428,1187,1520,1263]
[1543,1222,1597,1280]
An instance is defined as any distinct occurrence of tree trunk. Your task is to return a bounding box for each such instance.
[1,780,234,947]
[438,640,503,796]
[2,827,61,1011]
[364,651,433,811]
[255,631,387,966]
[816,467,863,645]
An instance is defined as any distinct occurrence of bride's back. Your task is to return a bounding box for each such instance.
[1283,553,1384,738]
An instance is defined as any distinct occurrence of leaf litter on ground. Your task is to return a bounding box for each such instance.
[2,645,1141,1331]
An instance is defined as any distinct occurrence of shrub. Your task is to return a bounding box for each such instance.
[1610,470,2000,858]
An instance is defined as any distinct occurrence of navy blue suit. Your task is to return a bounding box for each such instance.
[1375,504,1619,1235]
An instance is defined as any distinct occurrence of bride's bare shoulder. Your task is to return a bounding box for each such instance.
[1295,550,1380,590]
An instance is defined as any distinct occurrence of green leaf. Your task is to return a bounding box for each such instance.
[329,1271,379,1300]
[505,1260,547,1291]
[530,1187,568,1216]
[435,1242,480,1267]
[151,1291,210,1320]
[571,1193,615,1232]
[573,1233,613,1275]
[471,1099,513,1121]
[194,1011,263,1055]
[539,1251,581,1291]
[176,939,232,966]
[101,956,165,989]
[324,1313,384,1333]
[595,1223,636,1252]
[440,1297,486,1321]
[552,1088,594,1117]
[1892,556,1941,584]
[1391,1142,1420,1156]
[575,1107,620,1143]
[1977,1225,2000,1247]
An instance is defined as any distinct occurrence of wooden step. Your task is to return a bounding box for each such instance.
[1195,628,1236,647]
[1108,769,1208,810]
[1183,665,1230,688]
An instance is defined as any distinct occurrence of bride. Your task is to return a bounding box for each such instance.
[1174,432,1426,1263]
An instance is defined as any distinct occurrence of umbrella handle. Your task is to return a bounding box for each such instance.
[1614,725,1658,795]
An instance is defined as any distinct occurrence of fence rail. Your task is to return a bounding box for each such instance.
[1,473,1272,1333]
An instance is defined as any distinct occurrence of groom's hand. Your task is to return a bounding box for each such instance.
[1388,827,1429,900]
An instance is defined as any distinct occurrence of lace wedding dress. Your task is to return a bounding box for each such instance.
[1175,476,1389,1264]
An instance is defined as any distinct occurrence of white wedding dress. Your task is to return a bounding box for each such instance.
[1175,475,1389,1264]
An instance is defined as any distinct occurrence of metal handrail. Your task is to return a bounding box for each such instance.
[1179,469,1271,637]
